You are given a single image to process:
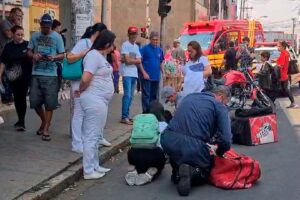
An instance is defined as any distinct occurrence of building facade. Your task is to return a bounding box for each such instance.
[58,0,210,49]
[29,0,59,36]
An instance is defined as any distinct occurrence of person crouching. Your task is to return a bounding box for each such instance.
[125,101,168,186]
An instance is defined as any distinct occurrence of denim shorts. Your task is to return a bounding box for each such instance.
[30,75,58,110]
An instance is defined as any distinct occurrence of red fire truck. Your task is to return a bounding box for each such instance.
[179,20,265,69]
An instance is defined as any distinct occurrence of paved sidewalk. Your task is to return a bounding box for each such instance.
[0,93,141,200]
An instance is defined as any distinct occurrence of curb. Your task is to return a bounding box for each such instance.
[14,131,131,200]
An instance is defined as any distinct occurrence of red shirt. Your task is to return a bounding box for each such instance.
[276,50,289,81]
[112,50,121,72]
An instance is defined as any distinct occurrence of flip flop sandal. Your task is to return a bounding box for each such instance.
[120,119,133,125]
[42,134,51,141]
[36,130,43,135]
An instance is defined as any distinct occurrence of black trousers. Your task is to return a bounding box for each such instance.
[10,79,29,124]
[127,147,166,176]
[281,80,295,103]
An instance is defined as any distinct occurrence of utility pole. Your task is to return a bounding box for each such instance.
[244,6,253,19]
[101,0,106,23]
[208,0,211,20]
[218,0,222,19]
[292,17,296,49]
[239,0,242,19]
[146,0,151,38]
[2,0,5,20]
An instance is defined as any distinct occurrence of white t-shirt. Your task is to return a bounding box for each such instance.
[182,56,209,96]
[70,38,92,93]
[81,50,114,101]
[157,121,168,149]
[120,41,141,78]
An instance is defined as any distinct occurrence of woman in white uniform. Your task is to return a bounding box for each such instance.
[182,41,212,96]
[67,23,110,154]
[78,30,116,180]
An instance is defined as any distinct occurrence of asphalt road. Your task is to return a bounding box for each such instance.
[54,107,300,200]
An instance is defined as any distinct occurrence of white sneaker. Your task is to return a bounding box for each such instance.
[84,171,105,180]
[72,148,83,154]
[96,166,111,173]
[99,138,112,147]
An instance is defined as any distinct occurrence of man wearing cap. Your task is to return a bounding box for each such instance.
[120,26,142,125]
[140,31,164,113]
[161,86,232,197]
[0,7,24,105]
[27,13,65,141]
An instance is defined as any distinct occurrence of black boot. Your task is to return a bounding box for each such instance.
[177,164,192,196]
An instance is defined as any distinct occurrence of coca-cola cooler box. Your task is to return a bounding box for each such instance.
[231,114,278,146]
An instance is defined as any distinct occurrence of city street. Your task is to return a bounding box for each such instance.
[54,95,300,200]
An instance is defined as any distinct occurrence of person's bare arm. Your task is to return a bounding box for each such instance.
[0,63,4,82]
[124,54,141,65]
[138,63,150,80]
[66,49,89,63]
[203,64,212,78]
[47,53,65,62]
[79,71,93,93]
[27,49,43,62]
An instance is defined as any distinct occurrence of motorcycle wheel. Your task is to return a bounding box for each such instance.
[253,91,275,112]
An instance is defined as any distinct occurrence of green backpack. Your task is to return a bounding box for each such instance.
[130,114,159,148]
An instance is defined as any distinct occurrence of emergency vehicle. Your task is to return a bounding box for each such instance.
[179,20,265,70]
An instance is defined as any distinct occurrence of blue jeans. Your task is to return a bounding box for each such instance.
[122,76,137,119]
[141,79,159,113]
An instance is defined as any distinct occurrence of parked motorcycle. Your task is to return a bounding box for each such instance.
[214,68,274,110]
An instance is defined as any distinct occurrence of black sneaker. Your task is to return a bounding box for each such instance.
[14,121,21,128]
[177,164,192,196]
[16,125,26,132]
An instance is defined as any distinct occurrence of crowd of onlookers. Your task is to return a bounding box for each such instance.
[0,6,298,197]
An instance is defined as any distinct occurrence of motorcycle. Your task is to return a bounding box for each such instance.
[213,68,274,110]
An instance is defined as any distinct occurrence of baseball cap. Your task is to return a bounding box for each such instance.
[40,13,53,27]
[161,86,175,102]
[128,26,138,34]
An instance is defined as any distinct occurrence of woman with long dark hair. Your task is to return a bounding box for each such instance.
[66,23,110,153]
[277,41,298,108]
[0,25,32,131]
[182,41,212,96]
[78,30,116,179]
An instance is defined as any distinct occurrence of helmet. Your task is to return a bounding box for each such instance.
[128,26,138,34]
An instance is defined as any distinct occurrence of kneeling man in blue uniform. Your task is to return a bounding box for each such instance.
[161,86,232,196]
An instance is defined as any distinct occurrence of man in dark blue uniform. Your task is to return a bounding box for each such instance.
[161,86,232,196]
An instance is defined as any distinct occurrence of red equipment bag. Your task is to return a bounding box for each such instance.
[231,114,278,146]
[209,149,261,189]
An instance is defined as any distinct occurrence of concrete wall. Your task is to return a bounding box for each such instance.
[60,0,203,50]
[110,0,196,49]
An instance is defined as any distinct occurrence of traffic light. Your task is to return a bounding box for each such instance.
[158,0,171,17]
[141,27,147,38]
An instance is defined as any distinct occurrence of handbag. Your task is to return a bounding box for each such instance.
[288,60,299,75]
[62,39,89,80]
[5,64,22,81]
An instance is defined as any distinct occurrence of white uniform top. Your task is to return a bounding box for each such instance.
[81,50,114,101]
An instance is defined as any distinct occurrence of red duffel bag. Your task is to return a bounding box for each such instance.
[209,148,261,189]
